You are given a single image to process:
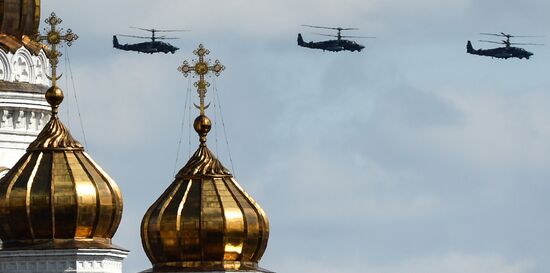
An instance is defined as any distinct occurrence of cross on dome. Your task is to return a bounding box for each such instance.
[35,12,78,116]
[177,44,225,116]
[35,12,78,87]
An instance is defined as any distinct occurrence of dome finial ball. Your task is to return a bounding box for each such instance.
[45,85,64,113]
[193,115,211,143]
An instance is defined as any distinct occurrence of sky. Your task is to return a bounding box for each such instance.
[37,0,550,272]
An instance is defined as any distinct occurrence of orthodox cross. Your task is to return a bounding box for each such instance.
[178,44,225,116]
[35,12,78,86]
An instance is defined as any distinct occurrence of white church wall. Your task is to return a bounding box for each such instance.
[0,249,128,273]
[0,47,50,174]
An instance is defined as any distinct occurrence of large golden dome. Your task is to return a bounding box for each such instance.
[0,0,43,54]
[0,87,123,248]
[0,0,40,36]
[141,45,270,272]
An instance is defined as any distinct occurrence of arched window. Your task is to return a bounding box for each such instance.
[12,48,33,83]
[0,50,10,81]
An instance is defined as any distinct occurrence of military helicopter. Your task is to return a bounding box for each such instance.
[297,25,374,52]
[113,27,189,54]
[467,32,543,59]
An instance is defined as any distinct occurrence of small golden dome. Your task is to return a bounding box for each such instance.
[0,84,123,249]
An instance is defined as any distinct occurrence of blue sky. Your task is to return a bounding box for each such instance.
[41,1,550,272]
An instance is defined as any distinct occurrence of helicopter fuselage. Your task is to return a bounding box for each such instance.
[297,33,365,52]
[113,35,179,54]
[467,40,533,59]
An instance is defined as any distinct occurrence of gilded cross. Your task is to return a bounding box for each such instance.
[35,12,78,86]
[178,44,225,116]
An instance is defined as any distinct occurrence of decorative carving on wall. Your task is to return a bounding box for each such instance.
[13,55,30,82]
[0,109,49,132]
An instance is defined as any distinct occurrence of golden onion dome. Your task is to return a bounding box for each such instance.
[142,116,270,272]
[0,0,41,36]
[0,71,123,247]
[142,45,270,272]
[0,0,43,55]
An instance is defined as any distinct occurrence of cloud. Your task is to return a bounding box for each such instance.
[277,253,535,273]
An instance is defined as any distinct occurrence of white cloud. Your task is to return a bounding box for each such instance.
[258,147,444,224]
[420,89,550,172]
[279,253,535,273]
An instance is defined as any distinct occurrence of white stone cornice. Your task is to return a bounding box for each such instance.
[0,109,50,132]
[0,248,128,273]
[0,91,51,110]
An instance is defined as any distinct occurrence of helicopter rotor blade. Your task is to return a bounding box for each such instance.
[500,32,543,38]
[310,32,374,39]
[480,33,505,37]
[311,32,338,38]
[117,34,151,39]
[156,37,181,40]
[155,29,190,32]
[510,42,545,46]
[303,24,340,30]
[340,35,376,39]
[479,40,504,45]
[130,26,154,32]
[303,24,359,31]
[130,27,190,33]
[509,35,544,38]
[481,32,543,38]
